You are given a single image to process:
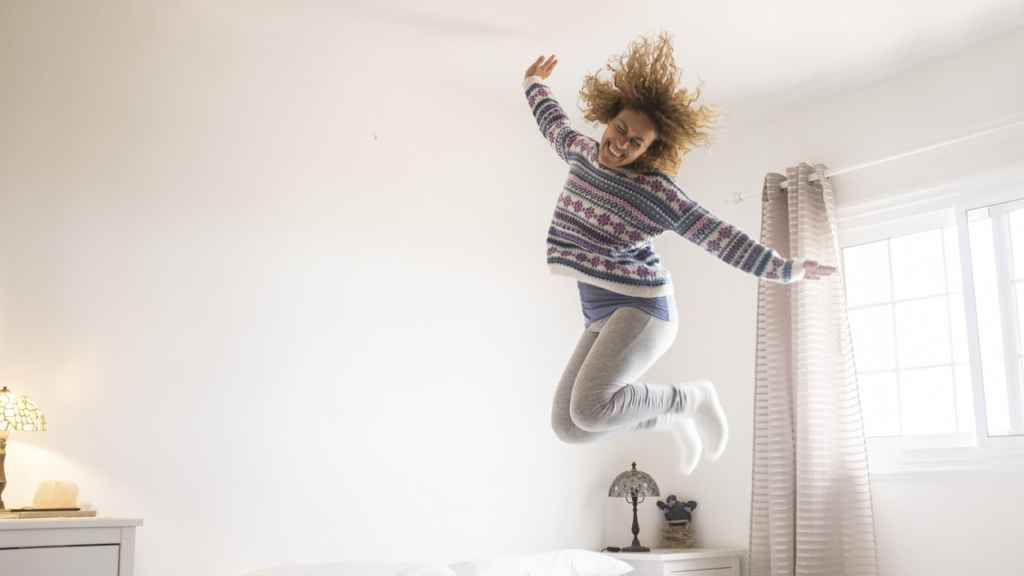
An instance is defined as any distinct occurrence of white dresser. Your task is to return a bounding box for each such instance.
[608,548,744,576]
[0,517,143,576]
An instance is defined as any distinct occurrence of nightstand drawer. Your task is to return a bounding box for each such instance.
[610,548,742,576]
[663,553,737,569]
[0,544,119,576]
[0,517,142,576]
[664,567,734,576]
[664,556,737,575]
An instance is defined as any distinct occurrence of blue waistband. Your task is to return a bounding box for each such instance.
[577,281,673,326]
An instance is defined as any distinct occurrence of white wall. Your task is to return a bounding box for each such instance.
[617,26,1024,576]
[0,2,628,574]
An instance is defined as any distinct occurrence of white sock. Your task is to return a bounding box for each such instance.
[654,413,703,475]
[681,379,729,461]
[672,417,703,475]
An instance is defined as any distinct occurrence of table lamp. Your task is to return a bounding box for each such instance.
[0,386,46,510]
[608,461,660,552]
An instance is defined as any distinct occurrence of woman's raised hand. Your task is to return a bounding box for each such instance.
[525,55,558,80]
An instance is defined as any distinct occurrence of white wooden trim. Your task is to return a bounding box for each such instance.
[838,207,955,247]
[957,204,992,444]
[119,526,136,576]
[0,518,143,531]
[868,437,1024,477]
[956,179,1024,215]
[0,527,122,548]
[990,211,1024,431]
[611,548,746,561]
[939,233,963,430]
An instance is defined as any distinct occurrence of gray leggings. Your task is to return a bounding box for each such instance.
[552,306,682,444]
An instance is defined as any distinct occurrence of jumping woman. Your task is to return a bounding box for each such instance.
[525,34,834,474]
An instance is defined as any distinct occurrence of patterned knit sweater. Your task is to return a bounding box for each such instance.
[525,77,804,297]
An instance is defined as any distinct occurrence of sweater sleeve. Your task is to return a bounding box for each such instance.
[665,180,805,284]
[523,76,593,163]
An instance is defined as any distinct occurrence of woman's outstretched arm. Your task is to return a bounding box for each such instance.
[657,179,834,283]
[523,55,594,163]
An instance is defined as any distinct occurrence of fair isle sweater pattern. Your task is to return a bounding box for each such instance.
[525,78,801,297]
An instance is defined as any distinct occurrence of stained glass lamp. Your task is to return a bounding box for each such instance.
[608,461,660,552]
[0,386,46,510]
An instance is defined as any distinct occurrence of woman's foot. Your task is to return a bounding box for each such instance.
[655,413,703,475]
[673,417,703,474]
[680,379,729,461]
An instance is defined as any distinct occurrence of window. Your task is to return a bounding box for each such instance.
[843,227,974,439]
[839,180,1024,468]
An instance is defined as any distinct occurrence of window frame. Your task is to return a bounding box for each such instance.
[965,198,1024,434]
[837,170,1024,475]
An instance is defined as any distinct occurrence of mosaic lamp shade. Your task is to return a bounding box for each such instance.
[0,386,47,510]
[608,462,660,553]
[0,387,47,433]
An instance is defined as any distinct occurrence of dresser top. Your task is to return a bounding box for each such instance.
[0,517,143,531]
[609,547,746,561]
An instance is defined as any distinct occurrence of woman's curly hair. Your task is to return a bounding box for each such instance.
[580,33,718,175]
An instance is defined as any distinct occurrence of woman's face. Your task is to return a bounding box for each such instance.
[598,108,657,170]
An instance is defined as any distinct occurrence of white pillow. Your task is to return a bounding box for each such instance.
[243,563,456,576]
[450,549,633,576]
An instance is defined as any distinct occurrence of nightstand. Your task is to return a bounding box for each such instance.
[0,517,143,576]
[607,548,744,576]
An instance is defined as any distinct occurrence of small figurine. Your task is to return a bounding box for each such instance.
[657,495,698,526]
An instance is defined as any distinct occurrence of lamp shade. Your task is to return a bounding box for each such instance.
[0,387,46,432]
[608,462,659,498]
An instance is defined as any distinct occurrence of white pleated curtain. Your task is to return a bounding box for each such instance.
[749,163,878,576]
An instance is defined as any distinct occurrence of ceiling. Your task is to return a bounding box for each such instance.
[354,0,1024,108]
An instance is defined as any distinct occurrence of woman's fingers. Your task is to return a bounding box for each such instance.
[525,55,542,77]
[525,55,544,78]
[525,55,558,79]
[541,55,558,76]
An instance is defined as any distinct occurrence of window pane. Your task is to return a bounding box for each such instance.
[955,364,976,434]
[843,241,891,307]
[949,292,970,365]
[900,367,956,435]
[894,297,952,368]
[1009,208,1024,279]
[1017,282,1024,351]
[848,305,895,372]
[858,371,901,437]
[891,229,947,300]
[944,226,963,292]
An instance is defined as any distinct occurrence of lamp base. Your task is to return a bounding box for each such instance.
[619,545,651,553]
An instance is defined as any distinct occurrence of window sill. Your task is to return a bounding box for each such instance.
[866,434,1024,478]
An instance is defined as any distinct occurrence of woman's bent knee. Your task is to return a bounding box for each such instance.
[551,416,594,444]
[570,395,608,433]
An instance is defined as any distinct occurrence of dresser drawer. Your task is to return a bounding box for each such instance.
[0,544,119,576]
